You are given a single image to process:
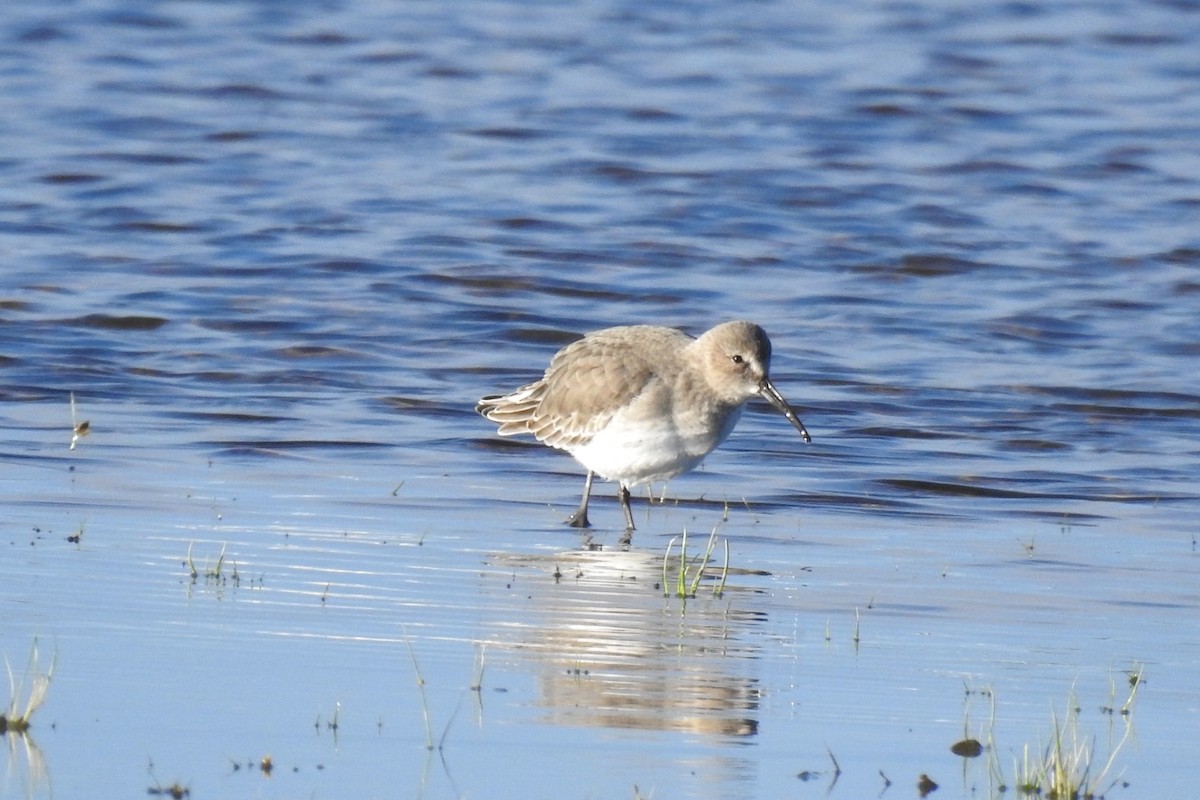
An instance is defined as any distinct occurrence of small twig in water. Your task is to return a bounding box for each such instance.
[404,632,435,751]
[328,702,340,731]
[471,646,486,693]
[827,746,842,776]
[826,745,842,791]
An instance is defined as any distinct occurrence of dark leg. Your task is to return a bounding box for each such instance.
[619,484,635,531]
[565,471,594,528]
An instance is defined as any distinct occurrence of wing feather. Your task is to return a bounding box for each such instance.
[477,325,693,451]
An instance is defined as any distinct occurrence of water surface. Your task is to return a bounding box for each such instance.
[2,0,1199,798]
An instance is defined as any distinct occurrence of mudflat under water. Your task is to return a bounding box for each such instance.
[2,1,1199,798]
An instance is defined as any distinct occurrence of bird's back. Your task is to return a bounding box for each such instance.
[477,325,695,451]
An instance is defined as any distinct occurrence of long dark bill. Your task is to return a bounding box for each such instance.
[758,378,811,443]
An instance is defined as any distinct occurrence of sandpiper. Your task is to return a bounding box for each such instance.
[477,321,811,531]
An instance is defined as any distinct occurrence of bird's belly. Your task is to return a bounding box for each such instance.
[569,407,742,486]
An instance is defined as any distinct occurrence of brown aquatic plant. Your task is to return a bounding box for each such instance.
[69,391,90,450]
[147,782,190,799]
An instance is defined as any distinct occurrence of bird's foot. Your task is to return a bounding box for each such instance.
[564,509,591,529]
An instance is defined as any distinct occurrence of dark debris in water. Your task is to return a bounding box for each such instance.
[950,738,984,757]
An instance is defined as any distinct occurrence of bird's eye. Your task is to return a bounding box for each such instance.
[730,354,745,365]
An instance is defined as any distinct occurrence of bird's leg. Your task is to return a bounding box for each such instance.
[617,527,632,549]
[619,484,635,531]
[565,471,594,528]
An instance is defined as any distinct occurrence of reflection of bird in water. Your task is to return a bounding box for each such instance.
[486,548,766,738]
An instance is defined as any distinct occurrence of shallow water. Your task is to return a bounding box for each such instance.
[3,0,1199,797]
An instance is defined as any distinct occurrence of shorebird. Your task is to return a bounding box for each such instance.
[477,321,811,531]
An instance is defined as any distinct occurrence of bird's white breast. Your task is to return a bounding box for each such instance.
[568,400,744,486]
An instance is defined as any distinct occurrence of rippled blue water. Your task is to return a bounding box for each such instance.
[3,1,1199,798]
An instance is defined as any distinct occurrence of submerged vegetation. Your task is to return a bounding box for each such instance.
[956,667,1144,799]
[662,525,730,599]
[2,639,55,735]
[185,541,261,589]
[186,541,237,585]
[1008,669,1142,800]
